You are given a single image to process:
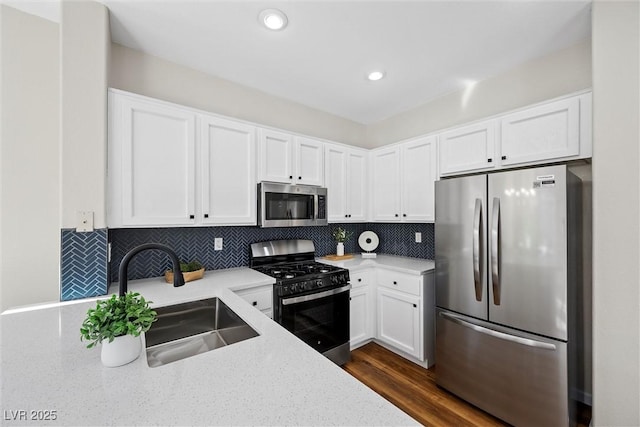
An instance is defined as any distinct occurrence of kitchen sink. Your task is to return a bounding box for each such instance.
[145,297,259,367]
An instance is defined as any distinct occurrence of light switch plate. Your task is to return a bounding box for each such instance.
[214,238,223,251]
[76,211,94,232]
[415,232,422,243]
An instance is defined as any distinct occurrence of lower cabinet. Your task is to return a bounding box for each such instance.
[234,284,273,319]
[349,269,375,349]
[377,287,422,359]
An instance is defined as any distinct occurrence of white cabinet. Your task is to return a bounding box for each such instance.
[258,129,324,186]
[108,91,196,227]
[439,119,497,176]
[377,287,422,359]
[234,284,273,319]
[349,269,374,349]
[325,143,368,222]
[439,92,592,177]
[108,90,257,227]
[200,115,256,225]
[371,136,437,222]
[500,96,580,166]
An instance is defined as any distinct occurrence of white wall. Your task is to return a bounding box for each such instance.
[365,39,592,147]
[109,43,366,147]
[592,1,640,425]
[60,0,109,229]
[0,6,60,311]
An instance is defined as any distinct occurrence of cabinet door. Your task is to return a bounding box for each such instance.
[324,144,347,222]
[350,287,373,349]
[346,149,368,222]
[119,95,196,226]
[500,97,580,166]
[371,147,401,221]
[401,136,437,222]
[439,120,496,176]
[377,287,422,359]
[258,129,293,183]
[295,137,324,186]
[200,115,256,225]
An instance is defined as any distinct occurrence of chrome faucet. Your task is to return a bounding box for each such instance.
[118,243,185,296]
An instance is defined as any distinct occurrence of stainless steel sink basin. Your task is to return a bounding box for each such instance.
[145,297,259,367]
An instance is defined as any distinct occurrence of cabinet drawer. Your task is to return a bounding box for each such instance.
[235,286,273,311]
[377,269,422,296]
[350,269,373,288]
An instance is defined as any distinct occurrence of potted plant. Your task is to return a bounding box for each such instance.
[80,292,157,367]
[332,227,353,256]
[165,260,205,284]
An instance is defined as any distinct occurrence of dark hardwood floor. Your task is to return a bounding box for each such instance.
[343,342,592,427]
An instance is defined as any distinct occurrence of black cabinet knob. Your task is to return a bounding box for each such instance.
[345,214,348,218]
[501,155,507,160]
[189,215,195,219]
[358,278,362,282]
[348,214,351,218]
[298,176,302,180]
[403,214,407,217]
[289,175,293,179]
[204,214,209,219]
[395,214,399,217]
[252,301,257,306]
[413,303,417,308]
[393,281,397,285]
[488,158,493,163]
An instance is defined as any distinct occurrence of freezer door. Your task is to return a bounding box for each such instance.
[435,174,487,320]
[436,309,570,427]
[488,165,568,340]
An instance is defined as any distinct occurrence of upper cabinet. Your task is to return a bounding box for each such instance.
[258,129,324,186]
[439,120,496,176]
[325,143,368,222]
[439,92,592,177]
[200,115,256,225]
[371,136,437,222]
[108,92,197,227]
[108,90,256,228]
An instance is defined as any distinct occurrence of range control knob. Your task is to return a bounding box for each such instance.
[316,279,323,288]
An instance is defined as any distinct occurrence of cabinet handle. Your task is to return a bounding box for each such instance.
[189,215,195,219]
[348,214,351,218]
[345,214,348,218]
[298,176,302,180]
[204,214,209,219]
[403,214,407,217]
[252,301,257,306]
[488,158,493,163]
[289,175,293,179]
[393,281,397,285]
[349,297,352,301]
[395,214,399,217]
[358,278,362,282]
[413,303,417,308]
[501,155,507,160]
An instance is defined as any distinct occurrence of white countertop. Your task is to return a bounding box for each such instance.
[318,253,435,275]
[0,267,417,426]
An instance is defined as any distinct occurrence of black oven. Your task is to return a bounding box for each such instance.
[276,284,350,355]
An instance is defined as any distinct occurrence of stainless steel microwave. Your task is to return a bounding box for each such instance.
[258,182,328,227]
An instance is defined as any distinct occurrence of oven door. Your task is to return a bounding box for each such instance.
[277,284,350,354]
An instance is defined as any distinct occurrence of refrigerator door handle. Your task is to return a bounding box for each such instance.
[472,198,483,301]
[491,197,501,305]
[439,311,557,350]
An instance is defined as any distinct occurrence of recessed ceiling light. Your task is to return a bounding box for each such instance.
[259,9,288,31]
[367,71,386,81]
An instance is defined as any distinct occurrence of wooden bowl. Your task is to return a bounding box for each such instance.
[164,268,205,284]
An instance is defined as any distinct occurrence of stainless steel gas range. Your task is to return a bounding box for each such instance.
[250,239,351,365]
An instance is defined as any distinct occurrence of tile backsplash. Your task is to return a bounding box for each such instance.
[60,229,108,301]
[109,223,434,282]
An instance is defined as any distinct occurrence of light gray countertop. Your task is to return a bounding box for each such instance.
[0,266,418,426]
[318,253,435,275]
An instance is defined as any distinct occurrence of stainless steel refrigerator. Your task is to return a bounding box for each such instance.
[435,164,584,426]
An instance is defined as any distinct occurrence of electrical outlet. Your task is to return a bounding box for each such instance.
[214,238,223,251]
[76,211,94,232]
[415,232,422,243]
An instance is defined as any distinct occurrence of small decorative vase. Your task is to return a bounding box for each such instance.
[101,334,141,367]
[336,242,345,257]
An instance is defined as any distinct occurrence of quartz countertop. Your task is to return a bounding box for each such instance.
[318,253,435,275]
[0,267,417,426]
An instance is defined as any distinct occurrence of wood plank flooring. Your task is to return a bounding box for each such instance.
[343,342,592,427]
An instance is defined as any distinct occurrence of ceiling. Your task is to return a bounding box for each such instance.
[13,0,592,124]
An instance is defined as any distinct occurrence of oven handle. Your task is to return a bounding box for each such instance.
[281,284,351,306]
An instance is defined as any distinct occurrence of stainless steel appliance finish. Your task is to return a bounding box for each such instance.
[250,239,351,365]
[257,182,328,227]
[435,164,583,426]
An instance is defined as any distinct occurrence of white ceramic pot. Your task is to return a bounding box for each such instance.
[336,242,345,257]
[101,334,141,367]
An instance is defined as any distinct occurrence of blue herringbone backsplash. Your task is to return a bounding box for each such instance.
[109,223,434,281]
[60,229,108,301]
